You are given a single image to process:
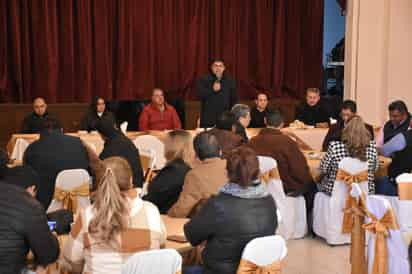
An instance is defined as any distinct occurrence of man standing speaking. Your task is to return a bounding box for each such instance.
[197,60,238,128]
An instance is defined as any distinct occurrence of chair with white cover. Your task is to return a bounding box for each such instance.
[47,169,91,214]
[350,184,410,274]
[313,157,369,245]
[121,249,182,274]
[257,156,307,240]
[120,121,128,134]
[11,138,30,161]
[138,147,156,196]
[133,135,166,170]
[396,173,412,239]
[237,235,287,274]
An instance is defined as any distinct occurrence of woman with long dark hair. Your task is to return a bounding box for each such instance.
[80,96,116,132]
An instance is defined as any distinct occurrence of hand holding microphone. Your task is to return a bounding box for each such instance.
[213,74,222,92]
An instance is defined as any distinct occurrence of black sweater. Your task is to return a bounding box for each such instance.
[0,183,59,274]
[80,111,116,132]
[100,133,144,188]
[143,159,191,214]
[295,102,329,126]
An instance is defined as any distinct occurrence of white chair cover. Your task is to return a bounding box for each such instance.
[313,157,369,245]
[11,138,30,161]
[121,249,182,274]
[360,193,410,274]
[133,135,166,170]
[47,169,91,214]
[120,121,128,134]
[396,173,412,237]
[258,156,307,240]
[241,235,287,266]
[139,148,156,197]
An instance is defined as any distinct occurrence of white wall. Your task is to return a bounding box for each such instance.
[345,0,412,125]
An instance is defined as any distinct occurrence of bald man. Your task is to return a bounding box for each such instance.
[21,98,62,133]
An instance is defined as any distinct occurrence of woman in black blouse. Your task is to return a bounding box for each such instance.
[143,130,195,213]
[80,97,116,132]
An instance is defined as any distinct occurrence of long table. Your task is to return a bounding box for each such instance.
[7,127,329,162]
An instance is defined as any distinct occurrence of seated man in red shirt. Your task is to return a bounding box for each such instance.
[139,88,182,131]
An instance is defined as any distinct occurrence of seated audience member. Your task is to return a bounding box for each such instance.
[63,157,166,274]
[143,130,194,214]
[2,165,39,197]
[376,100,411,147]
[23,118,89,209]
[249,91,270,128]
[184,147,278,274]
[168,132,227,218]
[21,97,62,133]
[376,128,412,196]
[97,120,144,188]
[231,104,251,143]
[139,88,182,131]
[0,178,59,274]
[319,116,378,195]
[247,111,315,215]
[208,111,243,158]
[322,100,375,151]
[80,96,116,132]
[295,88,329,127]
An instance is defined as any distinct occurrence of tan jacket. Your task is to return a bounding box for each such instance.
[168,157,228,218]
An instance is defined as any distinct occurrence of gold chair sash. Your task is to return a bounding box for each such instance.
[260,168,280,184]
[363,208,399,274]
[398,182,412,200]
[337,169,369,234]
[53,183,90,213]
[237,259,281,274]
[336,169,369,274]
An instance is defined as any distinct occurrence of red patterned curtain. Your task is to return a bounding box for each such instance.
[0,0,324,103]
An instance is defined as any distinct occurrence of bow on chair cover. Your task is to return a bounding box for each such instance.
[260,168,280,184]
[53,183,90,213]
[336,169,369,274]
[237,259,282,274]
[363,206,399,274]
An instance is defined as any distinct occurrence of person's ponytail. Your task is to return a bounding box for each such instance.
[89,167,129,246]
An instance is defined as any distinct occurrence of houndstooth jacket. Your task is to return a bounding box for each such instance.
[319,140,378,195]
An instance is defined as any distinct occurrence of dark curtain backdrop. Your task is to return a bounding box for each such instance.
[0,0,324,103]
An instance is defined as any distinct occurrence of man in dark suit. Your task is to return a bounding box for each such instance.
[23,118,89,210]
[322,100,375,151]
[21,97,62,133]
[197,60,238,128]
[96,120,144,188]
[247,111,316,230]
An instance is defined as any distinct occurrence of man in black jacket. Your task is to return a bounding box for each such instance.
[96,120,144,188]
[23,118,90,209]
[0,182,59,274]
[197,60,238,128]
[295,88,330,127]
[21,97,62,133]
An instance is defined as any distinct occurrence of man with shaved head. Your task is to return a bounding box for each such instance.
[21,97,61,133]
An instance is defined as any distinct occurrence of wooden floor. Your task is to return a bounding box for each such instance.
[283,237,350,274]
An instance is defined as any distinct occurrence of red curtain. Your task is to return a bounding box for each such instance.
[0,0,324,103]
